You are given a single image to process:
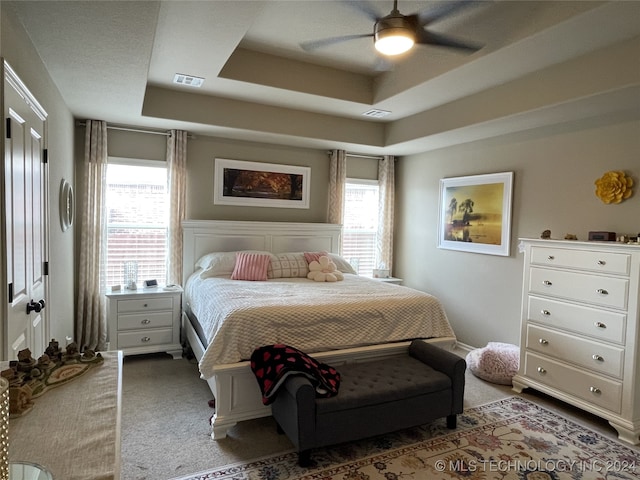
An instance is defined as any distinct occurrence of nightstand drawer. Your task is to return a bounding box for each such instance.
[117,311,173,330]
[117,329,174,348]
[116,297,173,313]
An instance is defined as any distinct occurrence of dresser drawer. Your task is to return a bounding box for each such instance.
[523,352,622,413]
[529,267,628,309]
[117,311,173,331]
[530,246,631,275]
[117,328,174,348]
[116,296,173,313]
[526,324,624,378]
[527,296,626,344]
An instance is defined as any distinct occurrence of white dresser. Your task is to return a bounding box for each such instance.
[106,286,183,358]
[513,238,640,445]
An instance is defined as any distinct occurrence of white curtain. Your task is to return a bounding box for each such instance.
[76,120,108,351]
[166,130,188,285]
[327,149,346,224]
[377,155,395,272]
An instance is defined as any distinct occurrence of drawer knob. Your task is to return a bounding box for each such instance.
[543,280,553,286]
[594,321,607,329]
[538,338,549,345]
[597,260,606,266]
[141,319,151,325]
[589,386,602,395]
[141,336,151,343]
[541,309,551,316]
[143,303,149,307]
[592,354,604,362]
[537,367,546,374]
[547,255,555,261]
[596,289,608,295]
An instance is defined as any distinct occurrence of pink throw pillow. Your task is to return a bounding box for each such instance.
[231,252,271,281]
[304,251,329,264]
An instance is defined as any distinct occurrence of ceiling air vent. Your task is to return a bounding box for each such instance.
[173,73,204,88]
[362,109,391,118]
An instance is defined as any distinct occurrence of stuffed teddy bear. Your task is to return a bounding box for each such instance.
[307,256,344,282]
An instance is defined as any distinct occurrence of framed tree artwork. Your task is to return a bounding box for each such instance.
[213,158,310,209]
[437,172,514,256]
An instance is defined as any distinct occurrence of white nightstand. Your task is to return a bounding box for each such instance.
[373,277,403,285]
[105,286,183,358]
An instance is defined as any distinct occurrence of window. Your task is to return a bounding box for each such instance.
[104,162,168,289]
[342,179,379,276]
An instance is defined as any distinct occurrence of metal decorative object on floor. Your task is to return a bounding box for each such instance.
[0,339,104,416]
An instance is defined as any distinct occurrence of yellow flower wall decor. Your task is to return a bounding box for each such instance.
[594,170,634,204]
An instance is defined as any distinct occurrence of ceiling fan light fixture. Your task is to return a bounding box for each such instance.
[374,30,414,55]
[374,12,416,56]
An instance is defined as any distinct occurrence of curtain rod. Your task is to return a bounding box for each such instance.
[327,151,384,160]
[76,121,195,139]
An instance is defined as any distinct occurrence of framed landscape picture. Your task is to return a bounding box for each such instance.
[214,158,310,209]
[437,172,514,256]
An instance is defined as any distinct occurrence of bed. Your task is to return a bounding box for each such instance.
[181,220,457,439]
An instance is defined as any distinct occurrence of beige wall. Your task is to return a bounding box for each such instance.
[187,136,329,222]
[2,5,76,345]
[395,115,640,349]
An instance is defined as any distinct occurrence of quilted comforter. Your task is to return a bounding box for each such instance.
[185,273,455,379]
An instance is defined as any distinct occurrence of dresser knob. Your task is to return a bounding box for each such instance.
[590,386,602,395]
[592,354,604,362]
[143,303,148,307]
[597,260,606,266]
[547,255,555,260]
[596,289,608,295]
[594,321,607,329]
[543,280,553,286]
[141,319,151,325]
[537,367,546,374]
[141,336,151,343]
[541,309,551,316]
[538,338,548,345]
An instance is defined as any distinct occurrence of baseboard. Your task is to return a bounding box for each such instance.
[454,341,476,355]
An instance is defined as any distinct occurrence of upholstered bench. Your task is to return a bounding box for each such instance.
[271,340,466,466]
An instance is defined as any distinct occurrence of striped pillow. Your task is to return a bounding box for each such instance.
[231,252,271,281]
[303,251,329,264]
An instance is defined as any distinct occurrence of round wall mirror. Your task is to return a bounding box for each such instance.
[59,179,74,232]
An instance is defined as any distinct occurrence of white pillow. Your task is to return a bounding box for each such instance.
[328,253,358,275]
[197,251,271,278]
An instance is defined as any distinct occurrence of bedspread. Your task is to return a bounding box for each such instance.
[185,273,455,379]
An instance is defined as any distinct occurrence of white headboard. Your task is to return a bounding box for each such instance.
[181,220,342,285]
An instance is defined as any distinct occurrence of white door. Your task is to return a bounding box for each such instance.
[3,63,49,360]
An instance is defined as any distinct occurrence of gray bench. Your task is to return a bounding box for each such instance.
[271,340,466,466]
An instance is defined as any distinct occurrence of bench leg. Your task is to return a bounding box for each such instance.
[298,450,312,468]
[446,414,457,429]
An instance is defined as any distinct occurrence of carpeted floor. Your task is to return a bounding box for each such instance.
[120,348,636,480]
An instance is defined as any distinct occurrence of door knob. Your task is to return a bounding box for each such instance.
[26,299,46,314]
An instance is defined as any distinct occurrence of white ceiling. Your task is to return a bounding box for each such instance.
[6,0,640,155]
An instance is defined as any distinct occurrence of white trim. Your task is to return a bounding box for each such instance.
[107,156,166,168]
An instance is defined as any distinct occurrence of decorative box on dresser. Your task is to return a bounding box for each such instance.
[106,286,183,358]
[512,238,640,445]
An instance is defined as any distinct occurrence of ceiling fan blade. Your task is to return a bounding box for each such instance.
[340,0,381,22]
[416,30,482,52]
[300,33,373,52]
[416,0,479,26]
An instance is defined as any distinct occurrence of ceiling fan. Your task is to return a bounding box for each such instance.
[300,0,483,57]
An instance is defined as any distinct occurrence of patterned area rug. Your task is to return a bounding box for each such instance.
[171,397,640,480]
